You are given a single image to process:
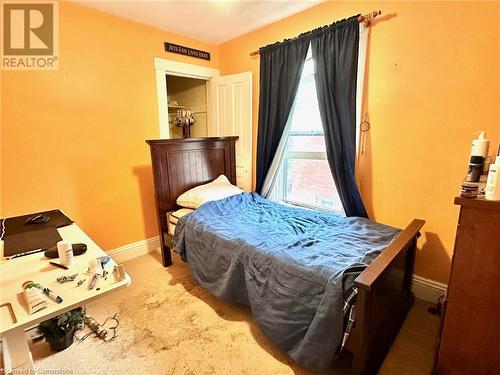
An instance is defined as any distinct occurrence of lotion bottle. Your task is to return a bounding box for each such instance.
[471,131,490,158]
[485,155,500,201]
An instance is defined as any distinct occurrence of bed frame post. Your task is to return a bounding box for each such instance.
[161,246,173,267]
[158,224,173,267]
[351,288,371,375]
[351,219,424,375]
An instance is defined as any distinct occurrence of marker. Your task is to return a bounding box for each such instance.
[36,284,63,303]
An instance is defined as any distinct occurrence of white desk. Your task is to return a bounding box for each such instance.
[0,224,131,372]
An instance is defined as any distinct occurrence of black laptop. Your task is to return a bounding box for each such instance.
[2,210,73,257]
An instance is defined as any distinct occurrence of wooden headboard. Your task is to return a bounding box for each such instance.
[146,136,238,266]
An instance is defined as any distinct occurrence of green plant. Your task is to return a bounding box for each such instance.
[38,307,85,334]
[38,307,85,351]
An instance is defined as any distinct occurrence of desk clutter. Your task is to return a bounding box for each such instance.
[19,247,126,352]
[22,254,127,316]
[0,219,131,371]
[7,223,127,351]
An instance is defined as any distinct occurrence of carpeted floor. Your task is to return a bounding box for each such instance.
[31,251,440,375]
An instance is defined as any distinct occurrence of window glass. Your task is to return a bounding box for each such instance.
[277,53,344,213]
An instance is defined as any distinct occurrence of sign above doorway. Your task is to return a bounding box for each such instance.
[164,42,210,61]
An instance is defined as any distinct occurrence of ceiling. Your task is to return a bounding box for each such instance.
[75,0,324,45]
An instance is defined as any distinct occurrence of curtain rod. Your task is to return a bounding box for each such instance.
[249,10,381,57]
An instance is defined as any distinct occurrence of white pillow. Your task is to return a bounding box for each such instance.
[176,175,243,209]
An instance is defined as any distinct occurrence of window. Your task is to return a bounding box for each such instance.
[271,51,344,214]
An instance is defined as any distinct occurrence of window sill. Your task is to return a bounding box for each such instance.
[281,199,345,216]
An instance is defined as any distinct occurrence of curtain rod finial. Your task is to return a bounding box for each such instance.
[359,10,382,26]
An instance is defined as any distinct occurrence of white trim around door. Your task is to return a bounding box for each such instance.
[154,57,220,138]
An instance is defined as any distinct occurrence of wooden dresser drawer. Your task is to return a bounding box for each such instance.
[434,197,500,375]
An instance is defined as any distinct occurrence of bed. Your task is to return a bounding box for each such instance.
[167,208,194,235]
[146,137,425,375]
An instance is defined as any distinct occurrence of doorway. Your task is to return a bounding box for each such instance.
[153,57,253,190]
[166,75,208,139]
[154,58,219,139]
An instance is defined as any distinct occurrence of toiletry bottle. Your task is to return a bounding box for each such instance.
[57,241,74,266]
[471,131,490,158]
[22,281,48,314]
[466,156,484,182]
[466,131,490,182]
[485,155,500,201]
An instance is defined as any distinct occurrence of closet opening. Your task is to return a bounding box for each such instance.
[165,75,208,139]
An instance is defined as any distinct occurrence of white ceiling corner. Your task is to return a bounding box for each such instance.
[74,0,325,45]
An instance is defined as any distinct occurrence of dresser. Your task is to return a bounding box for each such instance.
[433,197,500,374]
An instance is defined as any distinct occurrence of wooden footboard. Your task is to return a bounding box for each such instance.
[347,219,425,375]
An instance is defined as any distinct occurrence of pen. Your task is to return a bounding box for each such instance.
[49,261,69,270]
[36,284,63,303]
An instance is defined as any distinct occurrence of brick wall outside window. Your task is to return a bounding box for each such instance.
[285,135,343,212]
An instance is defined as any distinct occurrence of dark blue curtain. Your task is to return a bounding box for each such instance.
[255,38,310,194]
[311,17,368,217]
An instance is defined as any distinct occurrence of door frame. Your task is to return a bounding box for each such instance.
[154,57,220,138]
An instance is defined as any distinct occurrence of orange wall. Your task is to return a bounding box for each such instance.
[0,1,219,249]
[2,1,499,283]
[219,1,500,283]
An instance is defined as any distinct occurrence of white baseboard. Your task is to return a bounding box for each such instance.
[106,236,447,304]
[107,236,160,264]
[412,275,447,303]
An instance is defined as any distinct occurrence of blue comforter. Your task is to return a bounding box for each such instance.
[173,192,400,370]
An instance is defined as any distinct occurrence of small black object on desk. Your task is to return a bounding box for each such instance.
[49,261,69,270]
[44,243,87,259]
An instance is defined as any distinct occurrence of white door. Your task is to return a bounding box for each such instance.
[207,72,253,191]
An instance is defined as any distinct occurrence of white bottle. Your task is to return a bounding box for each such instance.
[471,131,490,157]
[57,241,74,266]
[485,156,500,201]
